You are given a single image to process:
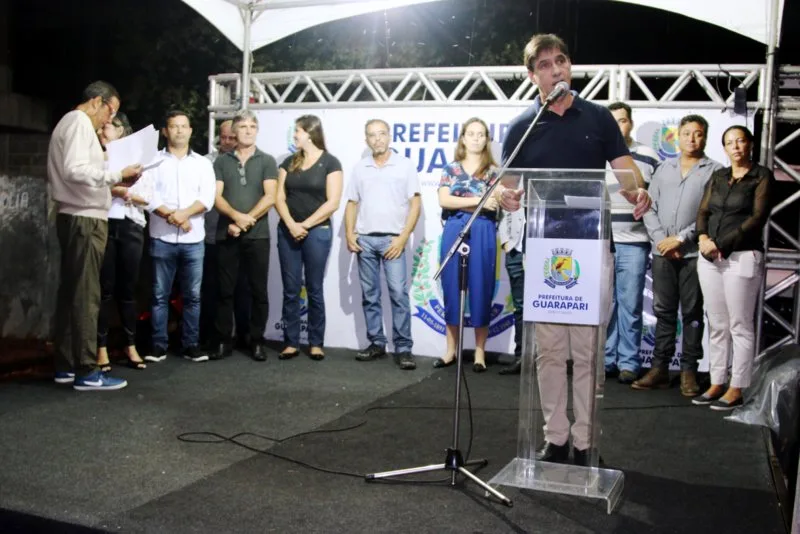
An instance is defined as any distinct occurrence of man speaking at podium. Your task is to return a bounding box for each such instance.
[496,34,649,466]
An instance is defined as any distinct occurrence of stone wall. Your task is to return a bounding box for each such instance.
[0,133,58,342]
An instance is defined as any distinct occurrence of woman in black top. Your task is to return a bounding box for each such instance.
[275,115,343,360]
[96,112,149,371]
[693,125,774,411]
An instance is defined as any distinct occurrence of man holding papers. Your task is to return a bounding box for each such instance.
[48,80,142,391]
[145,110,216,364]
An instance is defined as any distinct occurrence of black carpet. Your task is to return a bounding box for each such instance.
[0,349,784,533]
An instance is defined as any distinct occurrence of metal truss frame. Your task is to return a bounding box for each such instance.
[208,64,766,122]
[755,65,800,355]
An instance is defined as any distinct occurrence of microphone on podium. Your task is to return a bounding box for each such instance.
[545,81,570,105]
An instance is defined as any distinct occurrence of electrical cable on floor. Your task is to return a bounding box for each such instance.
[178,364,481,484]
[177,370,693,482]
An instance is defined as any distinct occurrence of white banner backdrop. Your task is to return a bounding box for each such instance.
[255,106,750,365]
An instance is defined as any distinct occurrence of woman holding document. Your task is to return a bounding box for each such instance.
[96,113,152,371]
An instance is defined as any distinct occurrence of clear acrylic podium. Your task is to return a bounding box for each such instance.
[488,169,636,514]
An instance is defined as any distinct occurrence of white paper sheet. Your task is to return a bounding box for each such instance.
[105,125,160,172]
[142,158,164,171]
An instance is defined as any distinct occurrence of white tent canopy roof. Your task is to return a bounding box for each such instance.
[183,0,785,53]
[182,0,445,52]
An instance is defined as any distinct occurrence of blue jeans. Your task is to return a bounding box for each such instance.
[505,249,525,359]
[277,223,332,347]
[604,242,648,373]
[150,239,204,351]
[356,234,412,352]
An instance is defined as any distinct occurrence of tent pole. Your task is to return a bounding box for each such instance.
[755,0,781,357]
[241,2,253,110]
[759,0,780,167]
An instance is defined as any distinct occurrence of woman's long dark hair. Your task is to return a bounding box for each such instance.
[288,114,327,172]
[113,112,133,138]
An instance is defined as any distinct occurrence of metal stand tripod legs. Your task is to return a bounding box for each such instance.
[365,243,513,507]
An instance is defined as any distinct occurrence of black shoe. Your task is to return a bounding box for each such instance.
[709,397,743,411]
[355,343,387,362]
[499,360,521,375]
[251,343,267,362]
[144,346,167,363]
[182,345,209,363]
[572,447,588,466]
[692,390,724,406]
[395,352,416,370]
[535,441,570,463]
[433,357,456,368]
[210,342,232,361]
[573,447,604,467]
[472,362,487,373]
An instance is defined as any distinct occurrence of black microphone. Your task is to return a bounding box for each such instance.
[545,81,570,104]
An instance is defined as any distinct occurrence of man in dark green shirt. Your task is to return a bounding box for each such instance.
[212,109,278,361]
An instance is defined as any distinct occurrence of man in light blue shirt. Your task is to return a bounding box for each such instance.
[344,119,421,370]
[634,114,723,396]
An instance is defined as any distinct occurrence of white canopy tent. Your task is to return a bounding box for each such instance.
[182,0,445,108]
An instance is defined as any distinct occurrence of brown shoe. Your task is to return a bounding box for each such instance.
[680,370,700,397]
[631,367,670,390]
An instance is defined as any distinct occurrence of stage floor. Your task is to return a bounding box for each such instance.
[0,347,785,533]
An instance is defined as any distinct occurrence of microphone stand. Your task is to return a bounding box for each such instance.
[364,89,563,507]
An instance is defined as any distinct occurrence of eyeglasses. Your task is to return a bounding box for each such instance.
[102,99,118,119]
[238,163,246,186]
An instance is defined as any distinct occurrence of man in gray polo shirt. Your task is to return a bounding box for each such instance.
[344,119,421,370]
[212,110,278,362]
[634,114,723,396]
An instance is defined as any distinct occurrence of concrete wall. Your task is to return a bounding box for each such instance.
[0,133,58,341]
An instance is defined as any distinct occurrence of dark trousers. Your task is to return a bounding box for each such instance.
[200,243,251,345]
[505,249,525,359]
[216,237,269,344]
[97,218,144,347]
[54,214,107,377]
[276,223,332,348]
[651,255,704,371]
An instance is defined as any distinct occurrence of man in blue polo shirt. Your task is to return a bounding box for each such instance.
[344,119,421,370]
[497,33,650,466]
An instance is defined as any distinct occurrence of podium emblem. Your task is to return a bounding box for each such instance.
[544,248,580,289]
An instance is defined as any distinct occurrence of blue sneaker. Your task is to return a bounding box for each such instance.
[73,371,128,391]
[54,372,75,384]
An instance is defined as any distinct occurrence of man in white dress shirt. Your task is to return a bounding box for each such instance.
[145,110,216,363]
